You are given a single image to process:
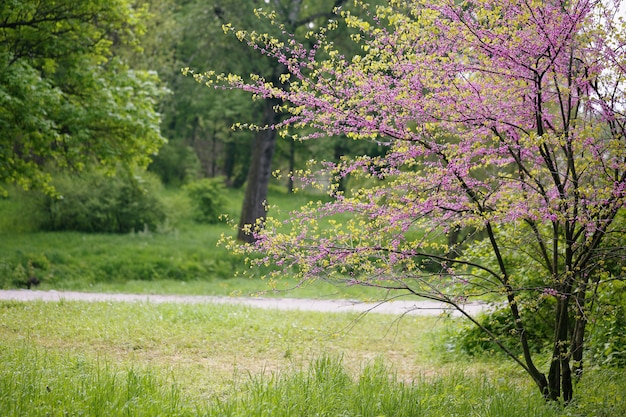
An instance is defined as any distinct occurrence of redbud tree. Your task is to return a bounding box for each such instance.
[198,0,626,401]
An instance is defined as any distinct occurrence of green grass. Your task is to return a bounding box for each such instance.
[217,356,558,417]
[0,300,455,388]
[1,300,624,416]
[1,345,196,417]
[0,224,391,298]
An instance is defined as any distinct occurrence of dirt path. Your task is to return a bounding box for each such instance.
[0,289,487,317]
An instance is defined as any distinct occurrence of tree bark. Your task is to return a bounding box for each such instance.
[571,280,589,381]
[237,97,280,242]
[236,0,350,240]
[548,297,573,402]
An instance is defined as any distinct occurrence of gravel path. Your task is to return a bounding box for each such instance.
[0,290,487,317]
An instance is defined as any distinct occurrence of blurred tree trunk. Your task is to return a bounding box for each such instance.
[237,97,281,242]
[236,0,349,242]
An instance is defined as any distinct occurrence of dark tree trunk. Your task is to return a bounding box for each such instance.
[237,97,280,243]
[189,116,212,178]
[234,0,350,241]
[548,297,573,402]
[211,125,218,177]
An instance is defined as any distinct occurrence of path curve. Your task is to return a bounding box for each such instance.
[0,290,488,317]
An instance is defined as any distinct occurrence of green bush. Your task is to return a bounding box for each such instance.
[183,178,227,224]
[458,303,554,357]
[0,232,243,289]
[148,142,201,186]
[0,189,42,233]
[460,283,626,368]
[585,212,626,367]
[36,169,166,233]
[587,280,626,367]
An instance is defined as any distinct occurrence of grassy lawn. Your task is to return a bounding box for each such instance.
[2,300,624,416]
[0,301,448,392]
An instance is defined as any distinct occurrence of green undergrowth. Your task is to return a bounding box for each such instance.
[217,356,556,417]
[0,183,417,300]
[218,359,626,417]
[0,227,242,287]
[0,226,390,297]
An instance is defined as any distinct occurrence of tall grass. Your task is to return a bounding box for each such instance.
[1,301,624,416]
[0,345,198,417]
[4,345,621,417]
[213,356,562,417]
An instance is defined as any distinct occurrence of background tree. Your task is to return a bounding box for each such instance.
[232,0,354,243]
[155,0,264,187]
[187,0,353,242]
[212,0,626,402]
[0,0,166,195]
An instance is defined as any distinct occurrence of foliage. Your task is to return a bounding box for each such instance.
[0,0,166,195]
[148,142,201,186]
[0,188,320,290]
[587,280,626,367]
[0,230,242,289]
[159,0,264,185]
[31,169,166,234]
[211,0,626,402]
[462,279,626,369]
[186,0,385,244]
[459,305,554,357]
[183,177,228,224]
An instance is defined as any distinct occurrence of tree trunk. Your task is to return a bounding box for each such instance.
[548,297,573,402]
[234,0,351,239]
[237,97,280,242]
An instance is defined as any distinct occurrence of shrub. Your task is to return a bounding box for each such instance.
[585,212,626,367]
[459,281,626,367]
[36,169,166,233]
[0,252,50,289]
[183,178,226,224]
[458,303,554,357]
[148,142,201,186]
[587,280,626,367]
